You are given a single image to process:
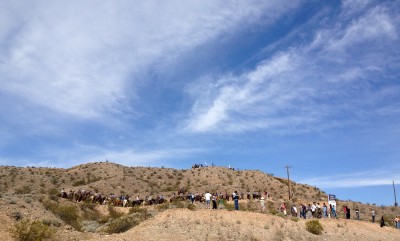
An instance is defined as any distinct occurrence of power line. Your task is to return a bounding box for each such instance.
[284,165,292,200]
[393,181,398,206]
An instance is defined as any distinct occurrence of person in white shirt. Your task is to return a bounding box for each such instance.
[205,192,212,209]
[311,202,317,218]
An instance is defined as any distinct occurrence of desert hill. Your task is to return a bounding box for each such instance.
[0,162,399,240]
[0,161,323,201]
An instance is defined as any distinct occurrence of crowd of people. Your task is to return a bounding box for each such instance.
[59,187,399,229]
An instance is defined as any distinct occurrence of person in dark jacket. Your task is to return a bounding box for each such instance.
[346,205,351,219]
[380,215,385,227]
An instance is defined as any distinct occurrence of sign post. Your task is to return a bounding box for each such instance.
[328,194,336,207]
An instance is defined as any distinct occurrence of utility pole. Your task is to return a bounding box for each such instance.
[393,181,398,207]
[285,165,292,200]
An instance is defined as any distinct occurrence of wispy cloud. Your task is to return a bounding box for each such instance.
[299,169,400,188]
[184,1,400,134]
[0,1,298,121]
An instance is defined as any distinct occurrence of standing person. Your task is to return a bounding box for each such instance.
[316,203,321,218]
[205,191,212,209]
[280,202,287,215]
[394,216,399,229]
[346,205,351,219]
[190,193,195,204]
[331,205,337,218]
[260,196,265,212]
[291,204,297,217]
[212,195,217,209]
[301,204,307,219]
[218,196,224,209]
[307,204,312,219]
[355,208,360,220]
[380,215,385,227]
[371,210,376,223]
[322,203,327,218]
[311,202,316,218]
[233,191,239,210]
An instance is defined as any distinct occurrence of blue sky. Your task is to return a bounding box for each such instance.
[1,0,399,205]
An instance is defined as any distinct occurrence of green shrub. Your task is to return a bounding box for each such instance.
[225,202,235,211]
[275,212,286,218]
[15,185,31,194]
[80,203,102,221]
[43,201,81,231]
[305,220,323,235]
[105,216,138,234]
[47,188,59,201]
[42,219,62,227]
[129,206,147,214]
[172,201,185,208]
[156,203,170,211]
[12,219,55,241]
[291,217,299,222]
[108,206,124,219]
[187,203,196,211]
[72,180,86,186]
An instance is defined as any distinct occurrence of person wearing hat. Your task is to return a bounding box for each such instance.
[260,196,265,212]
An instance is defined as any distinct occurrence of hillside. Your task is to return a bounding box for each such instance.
[0,162,399,240]
[0,161,324,201]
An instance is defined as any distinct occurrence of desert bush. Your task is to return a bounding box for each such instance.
[12,219,55,241]
[275,213,286,218]
[156,203,170,211]
[47,188,59,201]
[15,185,31,194]
[162,186,174,192]
[225,202,235,211]
[43,201,81,230]
[129,206,147,214]
[305,220,323,235]
[81,220,100,233]
[80,203,101,221]
[11,212,22,221]
[105,216,138,234]
[42,219,62,227]
[72,179,86,186]
[108,205,124,219]
[187,203,196,211]
[171,200,185,208]
[291,217,299,222]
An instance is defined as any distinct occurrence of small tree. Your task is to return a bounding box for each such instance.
[12,219,55,241]
[305,220,323,235]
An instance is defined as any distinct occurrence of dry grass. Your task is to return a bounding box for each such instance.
[0,162,399,240]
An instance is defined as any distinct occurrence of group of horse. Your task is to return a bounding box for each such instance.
[60,189,167,207]
[59,189,265,208]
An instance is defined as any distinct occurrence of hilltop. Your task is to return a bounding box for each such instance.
[0,162,399,240]
[0,161,324,201]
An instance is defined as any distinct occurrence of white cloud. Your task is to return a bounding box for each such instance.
[327,6,398,52]
[0,0,299,122]
[299,169,400,188]
[184,1,400,134]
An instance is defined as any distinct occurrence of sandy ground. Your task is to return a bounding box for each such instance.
[85,209,399,241]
